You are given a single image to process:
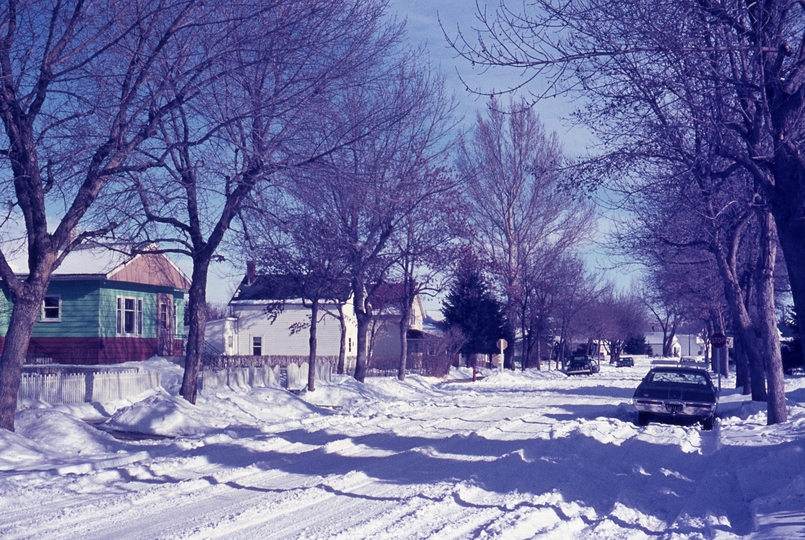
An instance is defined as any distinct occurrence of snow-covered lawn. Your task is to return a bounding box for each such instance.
[2,357,805,539]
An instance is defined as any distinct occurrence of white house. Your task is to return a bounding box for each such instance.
[645,331,682,357]
[676,333,705,357]
[368,284,427,362]
[206,273,358,366]
[205,271,433,376]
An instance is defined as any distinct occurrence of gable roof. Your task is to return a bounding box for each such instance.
[644,332,681,345]
[4,243,190,290]
[232,274,351,303]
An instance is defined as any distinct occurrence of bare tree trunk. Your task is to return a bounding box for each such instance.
[308,299,319,392]
[522,328,532,370]
[0,295,42,431]
[776,214,805,342]
[757,212,786,424]
[337,302,347,375]
[748,355,768,401]
[397,297,412,381]
[535,335,542,371]
[770,114,805,346]
[355,312,370,382]
[180,262,210,404]
[713,211,783,419]
[503,307,515,370]
[610,339,621,365]
[353,277,370,382]
[734,334,752,395]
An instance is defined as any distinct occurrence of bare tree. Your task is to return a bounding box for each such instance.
[612,158,782,407]
[282,53,457,383]
[457,97,595,369]
[121,0,400,402]
[583,290,648,365]
[447,1,805,423]
[240,188,350,392]
[639,275,686,358]
[386,167,463,380]
[519,254,581,369]
[550,257,602,369]
[0,0,229,431]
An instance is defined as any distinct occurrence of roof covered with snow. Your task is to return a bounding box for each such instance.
[232,274,352,303]
[3,242,190,290]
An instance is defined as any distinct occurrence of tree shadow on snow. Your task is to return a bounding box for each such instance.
[171,420,805,536]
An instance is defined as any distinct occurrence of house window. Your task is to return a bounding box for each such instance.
[42,296,61,322]
[137,298,143,335]
[252,336,262,356]
[160,302,169,328]
[116,296,143,336]
[348,337,353,353]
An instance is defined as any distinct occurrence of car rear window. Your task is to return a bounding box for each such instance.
[650,371,708,385]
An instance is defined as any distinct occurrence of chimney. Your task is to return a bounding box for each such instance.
[246,260,256,285]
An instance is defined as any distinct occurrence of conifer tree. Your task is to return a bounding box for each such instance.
[441,263,508,356]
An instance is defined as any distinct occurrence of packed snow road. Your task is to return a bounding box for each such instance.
[2,358,805,539]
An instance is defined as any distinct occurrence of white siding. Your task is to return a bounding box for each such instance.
[369,295,426,359]
[370,316,401,358]
[232,300,357,358]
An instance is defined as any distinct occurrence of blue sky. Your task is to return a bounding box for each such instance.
[202,1,633,305]
[387,0,594,156]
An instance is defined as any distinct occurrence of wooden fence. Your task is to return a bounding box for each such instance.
[364,355,453,378]
[199,357,333,393]
[18,367,162,408]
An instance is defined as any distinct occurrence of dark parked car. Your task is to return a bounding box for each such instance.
[633,366,718,430]
[616,356,635,367]
[566,355,598,375]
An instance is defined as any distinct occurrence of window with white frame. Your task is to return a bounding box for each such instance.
[116,296,143,336]
[160,302,169,328]
[41,296,61,322]
[252,336,262,356]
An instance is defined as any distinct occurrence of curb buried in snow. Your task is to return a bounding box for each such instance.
[56,450,151,475]
[0,450,151,476]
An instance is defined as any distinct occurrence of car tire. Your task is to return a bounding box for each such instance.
[702,416,714,431]
[636,412,650,426]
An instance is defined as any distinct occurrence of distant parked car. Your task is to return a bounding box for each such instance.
[633,367,718,430]
[680,356,706,367]
[566,355,597,375]
[616,356,634,367]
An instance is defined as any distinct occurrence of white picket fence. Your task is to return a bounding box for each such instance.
[200,359,332,393]
[18,360,333,405]
[18,368,162,407]
[200,365,282,391]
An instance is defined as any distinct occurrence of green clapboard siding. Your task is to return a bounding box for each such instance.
[1,278,185,340]
[31,280,101,338]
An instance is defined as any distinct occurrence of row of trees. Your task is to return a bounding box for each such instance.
[447,0,805,424]
[441,254,653,371]
[0,0,457,431]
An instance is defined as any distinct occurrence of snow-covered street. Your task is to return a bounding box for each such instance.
[2,358,805,539]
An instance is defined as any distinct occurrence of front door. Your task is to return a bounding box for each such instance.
[157,293,173,356]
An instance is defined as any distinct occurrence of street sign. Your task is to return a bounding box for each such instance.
[496,339,508,350]
[711,332,727,348]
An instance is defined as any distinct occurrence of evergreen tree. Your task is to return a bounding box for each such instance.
[441,264,508,356]
[623,335,652,356]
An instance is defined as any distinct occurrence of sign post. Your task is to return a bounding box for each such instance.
[711,332,727,392]
[496,338,508,370]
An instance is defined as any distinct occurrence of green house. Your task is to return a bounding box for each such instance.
[0,247,190,365]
